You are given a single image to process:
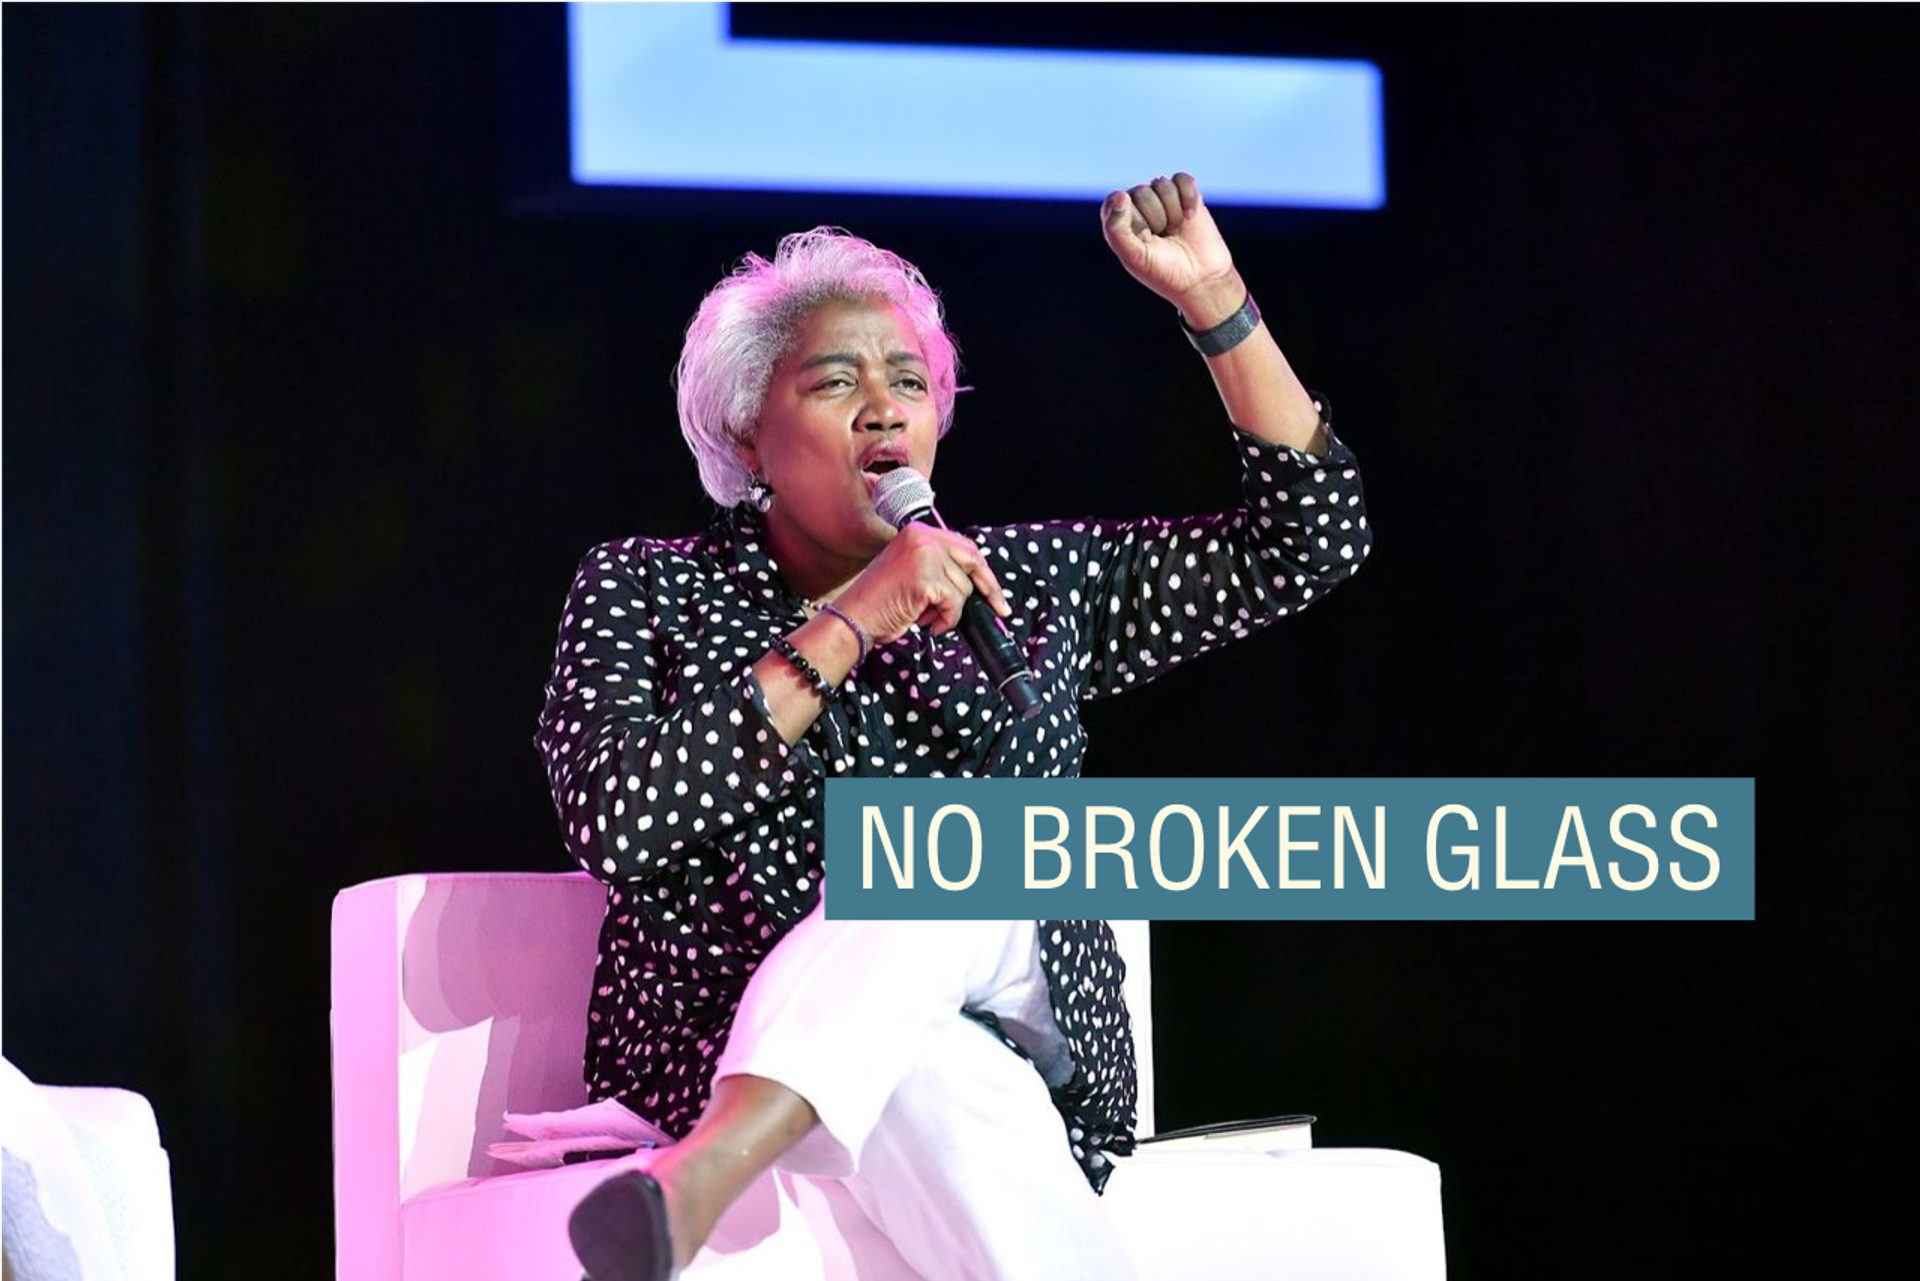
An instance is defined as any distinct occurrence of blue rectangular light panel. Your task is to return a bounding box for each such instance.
[568,4,1384,209]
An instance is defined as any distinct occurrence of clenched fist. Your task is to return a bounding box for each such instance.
[1101,172,1245,327]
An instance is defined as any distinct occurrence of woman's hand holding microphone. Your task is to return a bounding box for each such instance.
[754,527,1011,745]
[834,524,1011,646]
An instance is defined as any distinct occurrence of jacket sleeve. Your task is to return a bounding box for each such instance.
[533,539,827,886]
[1073,397,1372,701]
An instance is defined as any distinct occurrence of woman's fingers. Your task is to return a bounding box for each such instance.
[1129,182,1170,235]
[1171,171,1201,215]
[922,558,968,633]
[931,543,1011,633]
[953,538,1013,619]
[966,560,1012,618]
[1151,175,1184,232]
[855,526,1014,640]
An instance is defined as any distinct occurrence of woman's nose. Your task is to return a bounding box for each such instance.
[855,386,906,431]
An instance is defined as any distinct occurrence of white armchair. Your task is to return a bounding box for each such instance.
[330,873,1444,1279]
[0,1056,176,1281]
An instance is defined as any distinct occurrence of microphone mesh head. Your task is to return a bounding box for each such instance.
[873,467,936,529]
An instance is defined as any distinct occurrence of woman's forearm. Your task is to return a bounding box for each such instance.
[751,613,864,746]
[1178,267,1330,458]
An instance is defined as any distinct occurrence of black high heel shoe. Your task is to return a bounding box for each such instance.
[569,1169,676,1281]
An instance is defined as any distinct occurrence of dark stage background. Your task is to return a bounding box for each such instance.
[4,4,1910,1277]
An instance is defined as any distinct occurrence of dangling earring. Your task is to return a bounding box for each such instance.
[746,474,774,513]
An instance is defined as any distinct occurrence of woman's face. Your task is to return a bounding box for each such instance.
[741,296,941,566]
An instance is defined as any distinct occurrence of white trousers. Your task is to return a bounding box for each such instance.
[710,902,1137,1281]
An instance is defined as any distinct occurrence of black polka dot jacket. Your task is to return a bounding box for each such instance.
[535,403,1370,1193]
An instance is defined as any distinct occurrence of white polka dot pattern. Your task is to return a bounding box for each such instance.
[533,402,1369,1192]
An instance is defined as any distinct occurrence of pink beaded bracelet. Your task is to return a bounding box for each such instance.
[816,601,871,667]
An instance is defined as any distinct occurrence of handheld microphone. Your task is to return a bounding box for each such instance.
[873,467,1045,723]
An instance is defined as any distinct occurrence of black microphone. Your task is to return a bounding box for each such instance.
[872,467,1045,723]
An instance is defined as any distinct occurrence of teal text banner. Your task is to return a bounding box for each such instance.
[821,778,1755,921]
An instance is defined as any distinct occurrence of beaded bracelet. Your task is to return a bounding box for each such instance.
[772,634,838,701]
[816,601,871,667]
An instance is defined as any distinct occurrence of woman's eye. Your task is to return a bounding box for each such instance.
[814,373,924,393]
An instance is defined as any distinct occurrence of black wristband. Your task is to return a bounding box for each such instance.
[772,634,838,701]
[1180,291,1261,358]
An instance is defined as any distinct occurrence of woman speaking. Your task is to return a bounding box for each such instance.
[536,172,1371,1280]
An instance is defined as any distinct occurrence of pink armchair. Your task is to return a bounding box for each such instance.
[331,872,1445,1279]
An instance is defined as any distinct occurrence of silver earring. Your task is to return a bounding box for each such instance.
[747,475,773,513]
